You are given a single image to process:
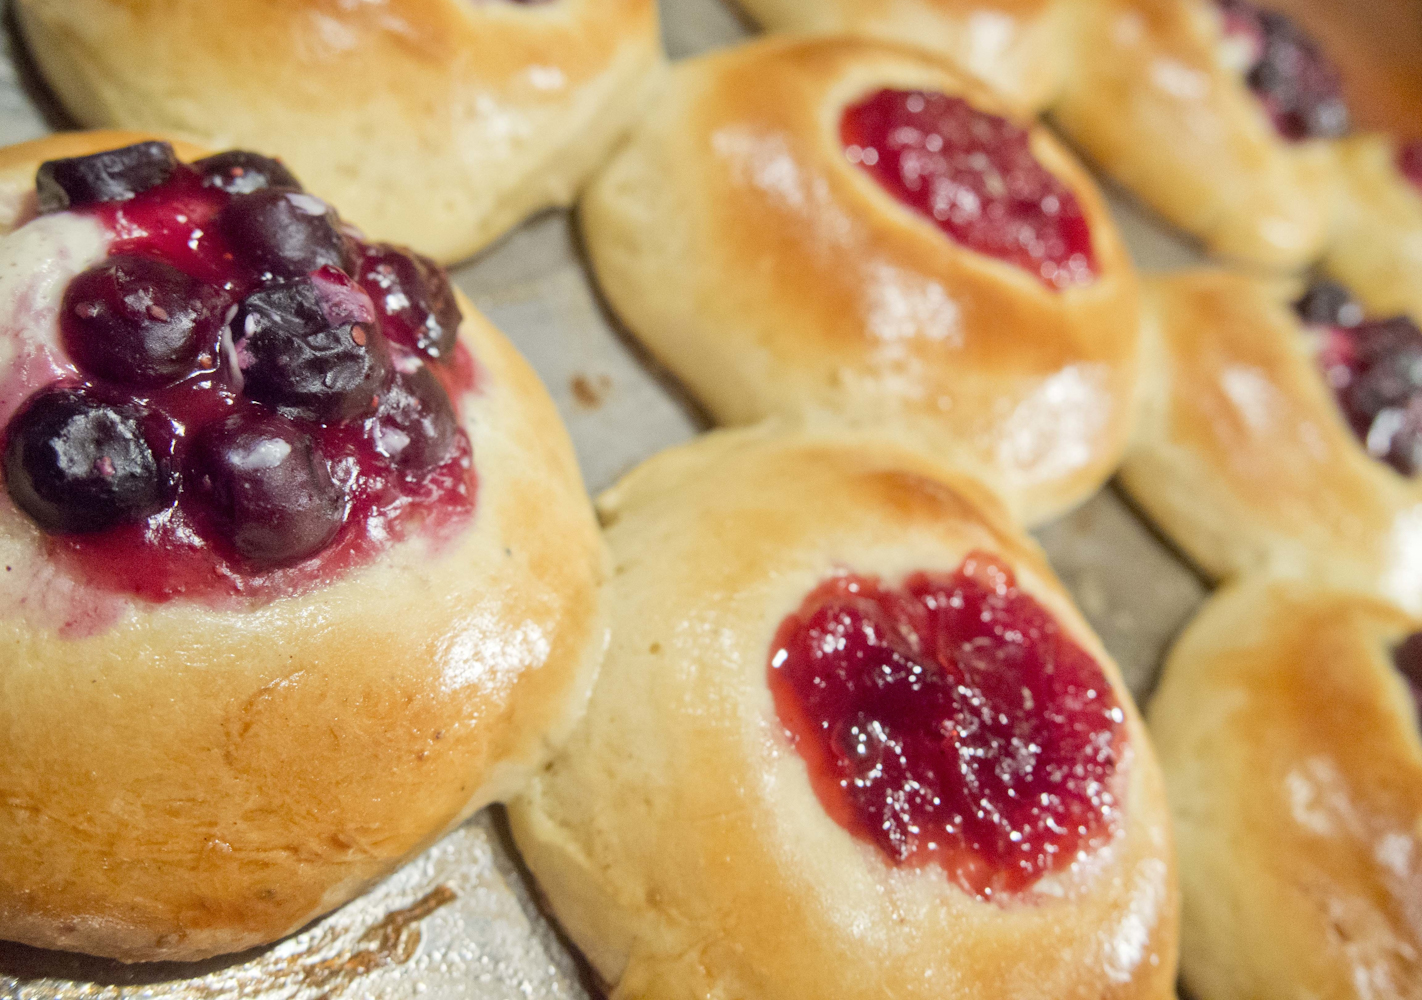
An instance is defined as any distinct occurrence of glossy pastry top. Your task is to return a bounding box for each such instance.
[1149,579,1422,1000]
[511,428,1177,1000]
[581,36,1139,526]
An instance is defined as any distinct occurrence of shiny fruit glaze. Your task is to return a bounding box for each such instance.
[1399,141,1422,193]
[1296,281,1422,476]
[4,144,476,605]
[1216,0,1349,141]
[768,553,1126,898]
[841,89,1097,290]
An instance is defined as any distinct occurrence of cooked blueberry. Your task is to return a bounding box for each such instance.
[35,142,178,214]
[219,189,353,277]
[234,280,390,421]
[194,151,302,196]
[61,255,226,387]
[1218,0,1349,142]
[1294,280,1363,328]
[3,387,172,533]
[369,365,459,474]
[358,244,462,360]
[188,410,345,565]
[1329,316,1422,475]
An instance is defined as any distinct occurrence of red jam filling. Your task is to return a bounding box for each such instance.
[1296,281,1422,476]
[1398,141,1422,193]
[4,144,477,605]
[840,89,1097,289]
[768,553,1125,898]
[1216,0,1349,141]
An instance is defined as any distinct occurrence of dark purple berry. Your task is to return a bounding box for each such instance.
[194,151,302,196]
[358,244,462,361]
[1319,315,1422,476]
[35,142,178,214]
[234,279,390,421]
[219,189,353,277]
[1294,280,1363,328]
[1399,141,1422,192]
[188,410,345,565]
[61,255,227,387]
[3,387,172,533]
[369,364,459,475]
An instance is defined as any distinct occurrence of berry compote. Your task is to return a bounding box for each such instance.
[1294,281,1422,476]
[1398,141,1422,194]
[841,89,1097,289]
[1,141,478,604]
[768,553,1125,898]
[1216,0,1349,141]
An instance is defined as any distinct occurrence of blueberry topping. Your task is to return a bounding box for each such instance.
[188,410,345,565]
[3,387,172,533]
[1217,0,1349,141]
[219,189,353,277]
[195,151,302,196]
[1294,280,1364,328]
[370,364,459,474]
[359,244,462,360]
[234,279,390,421]
[35,141,178,214]
[61,255,227,388]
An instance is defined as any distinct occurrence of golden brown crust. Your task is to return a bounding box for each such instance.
[510,427,1178,1000]
[1051,0,1339,271]
[1118,270,1422,613]
[732,0,1071,112]
[580,36,1141,528]
[1149,578,1422,1000]
[13,0,666,263]
[1325,133,1422,322]
[0,135,610,962]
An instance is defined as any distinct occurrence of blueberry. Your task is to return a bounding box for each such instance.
[188,409,345,565]
[36,142,178,213]
[1338,316,1422,475]
[369,364,459,475]
[3,387,172,533]
[219,189,353,277]
[234,279,390,421]
[195,151,302,196]
[358,244,462,361]
[1230,1,1349,142]
[1294,280,1363,328]
[61,255,226,388]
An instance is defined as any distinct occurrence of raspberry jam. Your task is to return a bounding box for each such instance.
[1295,281,1422,476]
[1398,141,1422,193]
[840,89,1097,289]
[1216,0,1349,141]
[768,554,1125,898]
[3,143,477,605]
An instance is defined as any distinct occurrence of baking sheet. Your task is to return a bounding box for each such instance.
[0,0,1210,995]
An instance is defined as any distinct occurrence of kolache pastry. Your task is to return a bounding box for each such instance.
[510,428,1179,1000]
[1325,135,1422,322]
[1051,0,1345,271]
[1120,271,1422,613]
[580,36,1141,528]
[731,0,1072,113]
[0,132,608,962]
[1149,577,1422,1000]
[13,0,664,264]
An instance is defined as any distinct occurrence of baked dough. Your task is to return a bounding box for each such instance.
[0,132,609,962]
[13,0,665,264]
[1118,269,1422,613]
[732,0,1071,112]
[1050,0,1339,271]
[1149,577,1422,1000]
[580,36,1141,527]
[1325,134,1422,322]
[510,426,1178,1000]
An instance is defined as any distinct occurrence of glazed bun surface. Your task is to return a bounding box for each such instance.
[1325,134,1422,322]
[1119,270,1422,613]
[733,0,1071,112]
[510,427,1177,1000]
[1149,578,1422,1000]
[14,0,665,263]
[581,36,1140,527]
[0,133,609,962]
[1051,0,1338,271]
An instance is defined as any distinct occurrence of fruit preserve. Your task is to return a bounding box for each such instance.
[1399,141,1422,193]
[768,553,1125,898]
[2,142,477,604]
[841,89,1096,289]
